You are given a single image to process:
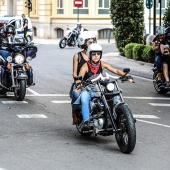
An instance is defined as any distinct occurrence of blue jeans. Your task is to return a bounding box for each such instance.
[72,87,91,122]
[155,54,162,73]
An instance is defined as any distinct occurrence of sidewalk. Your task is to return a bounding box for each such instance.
[102,52,153,79]
[33,37,153,79]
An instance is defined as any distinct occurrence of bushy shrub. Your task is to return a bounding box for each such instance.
[110,0,144,54]
[141,45,154,63]
[132,44,145,61]
[124,43,138,59]
[163,1,170,27]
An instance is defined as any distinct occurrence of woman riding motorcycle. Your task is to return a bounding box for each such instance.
[73,43,133,131]
[71,31,96,125]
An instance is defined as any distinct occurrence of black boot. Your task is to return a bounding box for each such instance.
[82,121,90,131]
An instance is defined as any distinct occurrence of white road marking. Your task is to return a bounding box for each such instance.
[52,100,71,103]
[5,94,69,97]
[133,114,159,119]
[2,101,28,104]
[137,119,170,128]
[149,103,170,106]
[17,114,47,118]
[124,97,170,100]
[0,168,7,170]
[27,88,40,95]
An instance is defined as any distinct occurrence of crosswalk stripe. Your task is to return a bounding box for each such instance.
[17,114,47,118]
[52,100,71,103]
[2,101,28,104]
[149,103,170,106]
[133,114,159,119]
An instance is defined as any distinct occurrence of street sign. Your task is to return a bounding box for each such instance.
[74,0,83,8]
[146,0,153,9]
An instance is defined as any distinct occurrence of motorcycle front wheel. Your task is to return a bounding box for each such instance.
[14,79,26,101]
[59,37,67,49]
[115,104,136,154]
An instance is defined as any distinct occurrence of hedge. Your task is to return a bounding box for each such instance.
[124,43,154,63]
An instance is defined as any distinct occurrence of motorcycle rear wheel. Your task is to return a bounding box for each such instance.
[115,104,136,154]
[14,79,26,101]
[59,38,67,49]
[153,72,168,94]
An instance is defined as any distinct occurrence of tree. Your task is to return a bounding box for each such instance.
[110,0,144,54]
[163,1,170,28]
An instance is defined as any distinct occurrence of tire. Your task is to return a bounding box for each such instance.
[153,72,168,94]
[115,104,136,154]
[59,38,67,49]
[14,79,26,101]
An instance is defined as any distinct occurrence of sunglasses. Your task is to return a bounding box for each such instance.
[7,32,12,34]
[91,52,101,56]
[159,34,164,36]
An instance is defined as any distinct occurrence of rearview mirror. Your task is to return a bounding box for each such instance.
[123,68,130,74]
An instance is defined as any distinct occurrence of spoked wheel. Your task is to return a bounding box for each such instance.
[153,72,168,94]
[14,79,26,101]
[59,38,67,49]
[115,104,136,154]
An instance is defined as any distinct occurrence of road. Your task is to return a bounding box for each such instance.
[0,43,170,170]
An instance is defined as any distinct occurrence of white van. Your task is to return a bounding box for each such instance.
[0,15,33,41]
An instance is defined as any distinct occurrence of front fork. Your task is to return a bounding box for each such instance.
[10,65,27,88]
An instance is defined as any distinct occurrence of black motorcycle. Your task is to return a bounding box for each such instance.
[0,35,37,100]
[74,69,136,154]
[59,26,79,49]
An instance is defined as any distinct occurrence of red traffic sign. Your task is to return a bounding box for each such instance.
[74,0,83,8]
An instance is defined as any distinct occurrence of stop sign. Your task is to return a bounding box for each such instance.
[74,0,83,8]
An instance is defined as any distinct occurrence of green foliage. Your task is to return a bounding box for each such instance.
[124,43,138,59]
[163,1,170,27]
[132,44,145,61]
[110,0,145,54]
[124,43,154,63]
[141,45,154,63]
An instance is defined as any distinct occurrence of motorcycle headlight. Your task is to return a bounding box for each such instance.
[15,54,25,64]
[7,56,12,63]
[106,83,115,91]
[26,56,32,62]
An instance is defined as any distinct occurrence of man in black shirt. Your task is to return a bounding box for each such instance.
[21,14,28,42]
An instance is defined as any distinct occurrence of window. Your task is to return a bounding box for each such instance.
[57,0,64,14]
[98,0,110,14]
[156,0,170,14]
[73,0,88,14]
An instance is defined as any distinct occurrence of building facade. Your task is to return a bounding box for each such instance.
[0,0,169,39]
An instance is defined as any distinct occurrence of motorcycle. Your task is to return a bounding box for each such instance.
[152,45,170,94]
[59,26,79,49]
[0,35,37,100]
[74,69,136,154]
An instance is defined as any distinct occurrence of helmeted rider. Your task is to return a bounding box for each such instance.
[0,24,16,64]
[152,26,165,82]
[71,31,96,125]
[73,43,133,131]
[160,27,170,87]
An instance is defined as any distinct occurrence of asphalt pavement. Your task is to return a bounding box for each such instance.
[33,37,154,79]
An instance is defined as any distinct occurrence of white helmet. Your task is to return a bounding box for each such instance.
[77,22,82,27]
[87,43,102,59]
[78,31,96,49]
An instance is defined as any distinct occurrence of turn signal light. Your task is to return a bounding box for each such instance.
[7,64,11,69]
[25,64,31,69]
